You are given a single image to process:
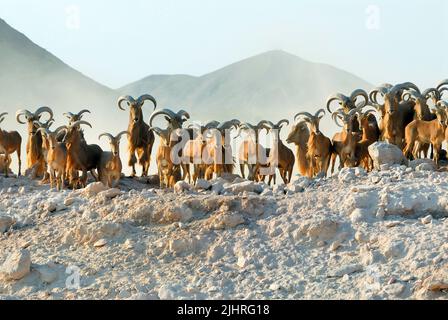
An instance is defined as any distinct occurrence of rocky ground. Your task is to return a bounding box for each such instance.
[0,145,447,300]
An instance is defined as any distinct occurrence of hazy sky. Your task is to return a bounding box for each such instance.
[1,0,447,89]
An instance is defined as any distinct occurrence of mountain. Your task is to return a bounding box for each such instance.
[119,50,373,124]
[0,18,117,131]
[0,17,373,173]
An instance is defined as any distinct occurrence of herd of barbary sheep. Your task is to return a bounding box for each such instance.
[0,80,448,190]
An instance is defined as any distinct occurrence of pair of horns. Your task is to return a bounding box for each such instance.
[98,131,130,141]
[16,106,54,124]
[149,108,190,128]
[63,109,91,121]
[326,89,369,113]
[118,95,157,111]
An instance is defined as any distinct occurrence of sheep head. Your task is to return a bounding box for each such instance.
[434,101,448,126]
[62,120,92,145]
[16,106,54,135]
[326,89,368,113]
[118,94,157,124]
[234,120,270,143]
[149,108,190,131]
[99,131,129,156]
[331,108,359,133]
[436,79,448,99]
[35,122,68,150]
[63,109,91,126]
[294,109,325,134]
[370,82,420,114]
[286,120,309,145]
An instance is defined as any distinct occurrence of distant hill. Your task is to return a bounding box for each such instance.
[0,18,117,131]
[119,50,373,124]
[0,17,373,174]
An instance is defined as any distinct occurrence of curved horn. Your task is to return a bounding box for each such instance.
[217,119,240,131]
[257,120,274,133]
[98,133,115,141]
[331,111,345,128]
[188,123,202,130]
[177,110,190,120]
[314,109,326,119]
[15,109,33,124]
[0,113,7,124]
[35,106,54,121]
[369,86,390,104]
[70,120,92,129]
[76,109,91,118]
[32,120,47,129]
[204,120,220,129]
[294,111,315,122]
[54,125,68,135]
[149,126,165,137]
[36,127,50,136]
[137,94,157,109]
[117,95,136,111]
[276,119,289,128]
[326,94,349,113]
[149,108,178,127]
[436,79,448,91]
[436,100,448,109]
[234,122,255,139]
[422,88,440,101]
[439,87,448,97]
[391,82,420,96]
[115,131,130,140]
[350,89,369,108]
[63,112,75,119]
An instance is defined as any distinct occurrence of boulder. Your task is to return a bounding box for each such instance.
[0,249,31,281]
[36,264,58,284]
[174,181,191,194]
[409,159,436,170]
[415,163,436,172]
[368,142,407,170]
[328,263,363,278]
[194,179,211,191]
[382,239,406,259]
[83,182,108,197]
[62,222,122,245]
[423,264,448,292]
[0,215,14,233]
[223,181,263,194]
[208,212,245,229]
[98,188,122,199]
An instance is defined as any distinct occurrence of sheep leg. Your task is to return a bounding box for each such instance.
[128,146,137,177]
[287,166,293,183]
[57,169,63,191]
[434,144,441,166]
[16,149,21,177]
[239,164,245,179]
[50,168,56,189]
[279,168,288,184]
[403,140,415,160]
[322,154,331,178]
[4,152,10,177]
[81,169,88,188]
[181,163,190,183]
[330,152,337,175]
[90,169,98,181]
